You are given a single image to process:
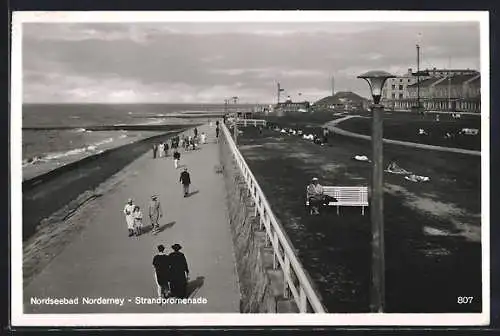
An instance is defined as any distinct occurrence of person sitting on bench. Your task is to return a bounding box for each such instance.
[307,177,324,215]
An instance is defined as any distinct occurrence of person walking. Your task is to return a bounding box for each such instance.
[215,125,220,139]
[200,132,207,144]
[123,198,135,237]
[133,205,144,236]
[152,244,171,301]
[168,244,189,298]
[164,141,169,157]
[158,143,164,158]
[179,167,191,197]
[149,195,163,234]
[153,144,158,159]
[173,149,181,169]
[194,127,198,138]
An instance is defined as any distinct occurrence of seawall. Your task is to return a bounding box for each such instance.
[219,135,298,313]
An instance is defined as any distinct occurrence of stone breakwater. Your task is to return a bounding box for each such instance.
[219,136,298,313]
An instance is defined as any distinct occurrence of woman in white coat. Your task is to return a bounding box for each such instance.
[124,198,135,237]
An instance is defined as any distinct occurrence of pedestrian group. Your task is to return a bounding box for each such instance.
[121,124,219,301]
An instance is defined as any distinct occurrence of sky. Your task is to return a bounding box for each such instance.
[22,21,480,104]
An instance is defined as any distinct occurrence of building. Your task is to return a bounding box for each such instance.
[315,91,369,111]
[381,68,418,108]
[381,67,480,112]
[406,73,480,112]
[273,96,311,116]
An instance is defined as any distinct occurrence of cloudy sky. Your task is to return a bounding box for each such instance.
[22,21,480,103]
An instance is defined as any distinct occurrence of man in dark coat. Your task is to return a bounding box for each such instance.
[168,244,189,298]
[179,168,191,197]
[194,127,198,138]
[152,244,171,301]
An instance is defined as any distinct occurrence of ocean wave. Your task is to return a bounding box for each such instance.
[22,155,45,167]
[72,128,87,133]
[23,137,115,167]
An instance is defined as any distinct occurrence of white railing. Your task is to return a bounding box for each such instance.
[234,119,267,127]
[220,122,326,313]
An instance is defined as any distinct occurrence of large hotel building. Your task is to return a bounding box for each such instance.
[381,68,480,112]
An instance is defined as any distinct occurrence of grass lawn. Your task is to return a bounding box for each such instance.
[234,113,482,313]
[336,112,481,151]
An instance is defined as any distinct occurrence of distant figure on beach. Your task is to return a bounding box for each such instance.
[173,149,181,169]
[194,127,198,138]
[168,244,189,298]
[124,198,135,237]
[215,125,220,139]
[153,244,171,301]
[133,205,143,236]
[149,195,163,234]
[179,167,191,197]
[191,137,196,150]
[201,132,207,144]
[153,144,158,159]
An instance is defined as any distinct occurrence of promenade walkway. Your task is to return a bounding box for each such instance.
[23,124,241,313]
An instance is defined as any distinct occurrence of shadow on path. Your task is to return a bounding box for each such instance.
[187,276,205,298]
[141,221,176,234]
[185,190,199,198]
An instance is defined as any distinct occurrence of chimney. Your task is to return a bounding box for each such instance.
[331,76,335,96]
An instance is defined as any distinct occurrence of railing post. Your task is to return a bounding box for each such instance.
[272,230,278,270]
[299,286,308,313]
[283,255,290,299]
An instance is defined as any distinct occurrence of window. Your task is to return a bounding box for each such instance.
[392,84,395,89]
[391,93,395,99]
[399,93,403,99]
[399,79,403,83]
[399,85,403,90]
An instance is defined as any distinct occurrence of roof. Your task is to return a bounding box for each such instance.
[315,91,368,105]
[407,77,440,88]
[432,74,480,87]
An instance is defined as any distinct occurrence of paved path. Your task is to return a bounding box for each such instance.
[325,116,481,156]
[23,124,241,313]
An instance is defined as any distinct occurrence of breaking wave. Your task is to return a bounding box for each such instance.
[22,137,115,167]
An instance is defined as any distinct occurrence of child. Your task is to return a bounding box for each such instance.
[133,205,143,236]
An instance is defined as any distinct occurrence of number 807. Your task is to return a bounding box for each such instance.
[457,297,473,304]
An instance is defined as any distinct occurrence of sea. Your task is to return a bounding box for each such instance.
[21,103,227,180]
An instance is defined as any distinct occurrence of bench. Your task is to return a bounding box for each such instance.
[305,186,369,215]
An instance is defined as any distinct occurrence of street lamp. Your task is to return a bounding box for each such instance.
[232,96,239,145]
[357,70,395,313]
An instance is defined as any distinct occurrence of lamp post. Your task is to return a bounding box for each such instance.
[232,96,239,145]
[357,70,395,313]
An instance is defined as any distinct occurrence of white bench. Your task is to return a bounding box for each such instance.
[305,186,369,215]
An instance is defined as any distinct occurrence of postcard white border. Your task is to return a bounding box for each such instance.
[11,10,490,326]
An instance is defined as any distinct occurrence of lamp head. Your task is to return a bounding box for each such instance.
[357,70,396,105]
